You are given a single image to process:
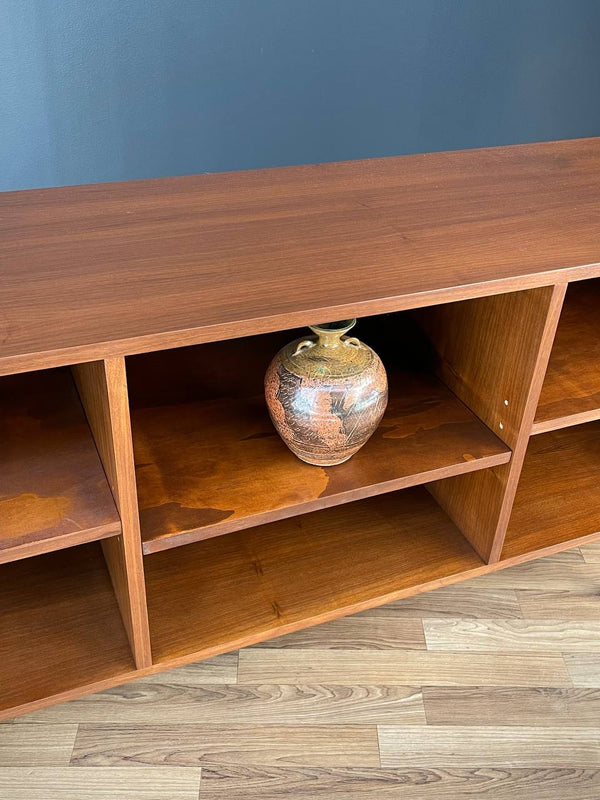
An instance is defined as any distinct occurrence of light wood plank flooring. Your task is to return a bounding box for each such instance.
[1,547,599,799]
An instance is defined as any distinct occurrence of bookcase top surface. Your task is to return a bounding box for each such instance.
[1,137,599,374]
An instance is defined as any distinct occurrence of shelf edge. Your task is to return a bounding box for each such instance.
[501,529,600,564]
[0,521,122,566]
[4,530,598,723]
[1,268,597,378]
[532,408,600,435]
[141,448,512,555]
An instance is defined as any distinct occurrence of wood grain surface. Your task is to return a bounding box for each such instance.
[423,619,600,651]
[133,654,238,686]
[359,586,522,619]
[0,543,134,715]
[566,655,600,687]
[70,724,381,767]
[581,543,600,562]
[502,422,600,559]
[196,766,600,799]
[3,546,598,799]
[144,487,485,663]
[416,287,557,449]
[237,650,571,687]
[534,279,600,433]
[378,726,600,768]
[18,683,425,726]
[424,284,566,562]
[469,551,600,590]
[0,724,76,766]
[2,138,600,374]
[0,768,202,800]
[424,687,600,726]
[517,589,600,619]
[0,368,120,562]
[254,616,426,650]
[73,359,152,668]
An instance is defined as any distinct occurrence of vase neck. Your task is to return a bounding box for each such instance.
[309,319,356,348]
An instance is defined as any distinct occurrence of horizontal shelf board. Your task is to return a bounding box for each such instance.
[0,542,135,714]
[2,138,600,375]
[534,279,600,434]
[144,487,485,663]
[502,422,600,560]
[0,368,121,563]
[132,369,510,554]
[1,527,590,721]
[532,409,600,436]
[499,531,600,570]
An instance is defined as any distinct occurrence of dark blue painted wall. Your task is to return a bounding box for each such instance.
[2,0,600,191]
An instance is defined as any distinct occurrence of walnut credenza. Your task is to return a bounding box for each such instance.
[1,137,599,719]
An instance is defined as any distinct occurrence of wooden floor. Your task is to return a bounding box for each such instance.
[1,544,599,799]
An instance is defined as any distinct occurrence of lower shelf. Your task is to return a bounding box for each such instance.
[144,486,486,663]
[502,421,600,560]
[0,542,135,714]
[0,368,121,564]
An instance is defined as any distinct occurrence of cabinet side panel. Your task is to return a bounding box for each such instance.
[72,358,152,668]
[421,284,567,562]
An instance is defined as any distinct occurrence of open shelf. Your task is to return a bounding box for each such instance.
[128,322,510,554]
[0,368,121,564]
[502,422,600,560]
[144,486,485,663]
[0,542,135,717]
[533,279,600,434]
[2,139,600,722]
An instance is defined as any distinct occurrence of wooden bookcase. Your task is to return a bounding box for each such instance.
[1,137,599,720]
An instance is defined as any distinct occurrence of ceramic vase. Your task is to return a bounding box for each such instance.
[264,319,388,466]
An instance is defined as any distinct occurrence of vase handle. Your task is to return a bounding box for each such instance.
[344,337,361,349]
[293,340,316,357]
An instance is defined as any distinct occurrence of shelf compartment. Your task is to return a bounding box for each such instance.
[128,328,510,555]
[534,279,600,434]
[145,486,486,663]
[0,368,121,564]
[502,422,600,560]
[0,541,135,718]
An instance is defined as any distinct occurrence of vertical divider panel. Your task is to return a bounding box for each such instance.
[417,284,567,562]
[72,357,152,668]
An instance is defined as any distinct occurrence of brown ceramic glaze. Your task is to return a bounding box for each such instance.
[264,319,388,466]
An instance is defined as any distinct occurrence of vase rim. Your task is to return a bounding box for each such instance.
[309,318,356,335]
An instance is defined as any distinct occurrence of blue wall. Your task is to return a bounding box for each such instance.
[2,0,600,191]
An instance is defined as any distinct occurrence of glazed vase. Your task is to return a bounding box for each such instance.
[264,319,388,466]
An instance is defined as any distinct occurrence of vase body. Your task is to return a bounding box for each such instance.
[264,319,388,466]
